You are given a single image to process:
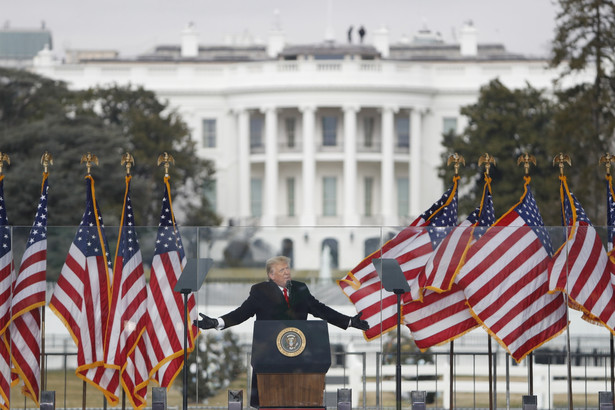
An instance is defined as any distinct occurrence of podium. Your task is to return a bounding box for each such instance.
[251,320,331,408]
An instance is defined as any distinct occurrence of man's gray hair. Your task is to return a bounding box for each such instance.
[266,255,291,275]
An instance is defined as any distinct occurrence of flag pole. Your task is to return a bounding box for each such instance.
[478,153,497,410]
[120,152,134,410]
[517,153,539,405]
[446,153,466,410]
[449,341,453,410]
[80,153,99,410]
[39,152,52,393]
[157,153,189,410]
[600,154,615,400]
[553,154,574,410]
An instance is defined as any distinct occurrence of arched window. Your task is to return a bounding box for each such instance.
[321,238,339,269]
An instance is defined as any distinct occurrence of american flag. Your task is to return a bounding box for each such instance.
[105,176,149,408]
[406,178,496,349]
[48,175,117,401]
[456,176,567,362]
[403,283,479,350]
[549,176,615,331]
[145,177,198,387]
[10,173,48,405]
[424,177,495,292]
[0,176,14,410]
[339,177,459,340]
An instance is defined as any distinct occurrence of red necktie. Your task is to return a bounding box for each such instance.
[283,288,290,307]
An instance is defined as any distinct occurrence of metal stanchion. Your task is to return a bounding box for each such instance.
[337,388,351,410]
[522,395,537,410]
[599,391,614,410]
[152,387,167,410]
[411,391,426,410]
[228,390,243,410]
[40,390,56,410]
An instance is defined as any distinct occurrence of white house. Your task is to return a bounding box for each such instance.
[29,19,591,270]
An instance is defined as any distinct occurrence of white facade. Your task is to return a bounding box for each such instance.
[29,23,592,269]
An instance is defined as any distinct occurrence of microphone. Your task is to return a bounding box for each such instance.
[285,280,292,290]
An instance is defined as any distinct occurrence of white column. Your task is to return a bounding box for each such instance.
[262,106,278,226]
[410,109,422,217]
[343,105,359,226]
[381,105,397,226]
[237,109,251,222]
[300,105,316,226]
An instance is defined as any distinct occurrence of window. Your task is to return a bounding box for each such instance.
[397,177,409,217]
[364,177,373,217]
[203,179,216,212]
[323,177,337,216]
[363,117,375,148]
[250,178,262,217]
[322,116,337,146]
[395,117,410,148]
[443,117,458,135]
[202,119,216,148]
[286,177,295,217]
[250,117,264,149]
[285,117,296,148]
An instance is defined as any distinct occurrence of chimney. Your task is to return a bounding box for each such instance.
[181,22,198,58]
[267,9,285,57]
[373,27,389,58]
[460,21,477,57]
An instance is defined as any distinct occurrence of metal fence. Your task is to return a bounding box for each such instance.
[37,347,615,410]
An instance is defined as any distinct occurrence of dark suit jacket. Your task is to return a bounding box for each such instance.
[221,279,349,408]
[221,279,350,329]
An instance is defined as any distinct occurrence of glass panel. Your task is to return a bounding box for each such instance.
[203,179,216,212]
[286,177,295,217]
[202,118,216,148]
[323,176,336,216]
[250,116,263,148]
[364,176,373,217]
[250,178,262,217]
[285,117,296,148]
[395,116,410,148]
[364,116,374,148]
[397,177,409,217]
[443,116,457,135]
[322,116,337,146]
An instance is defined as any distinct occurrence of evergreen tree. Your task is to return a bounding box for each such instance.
[185,331,245,402]
[0,68,220,228]
[549,0,615,221]
[439,79,561,225]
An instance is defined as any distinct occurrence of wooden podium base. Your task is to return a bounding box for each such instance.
[257,373,325,407]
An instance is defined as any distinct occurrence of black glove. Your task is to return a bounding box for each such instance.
[193,313,218,330]
[350,312,369,331]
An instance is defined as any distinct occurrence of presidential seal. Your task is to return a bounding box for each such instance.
[276,327,306,357]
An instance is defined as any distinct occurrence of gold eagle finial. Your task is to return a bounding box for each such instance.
[516,153,536,175]
[157,152,175,176]
[121,152,135,175]
[446,153,465,176]
[552,153,572,176]
[40,152,53,173]
[478,153,496,176]
[0,152,10,175]
[600,153,615,176]
[80,152,99,175]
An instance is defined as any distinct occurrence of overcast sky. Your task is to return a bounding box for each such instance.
[5,0,559,58]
